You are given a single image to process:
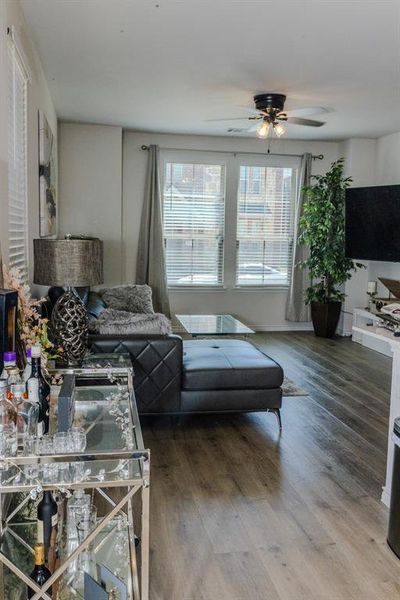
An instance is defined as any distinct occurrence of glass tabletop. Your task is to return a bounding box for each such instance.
[71,384,142,452]
[54,353,133,378]
[176,314,255,335]
[0,380,146,491]
[81,353,132,370]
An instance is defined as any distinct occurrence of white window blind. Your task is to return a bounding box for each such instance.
[236,165,295,286]
[163,162,225,286]
[7,35,29,281]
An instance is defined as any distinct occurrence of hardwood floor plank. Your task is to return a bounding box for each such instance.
[143,333,400,599]
[254,336,389,453]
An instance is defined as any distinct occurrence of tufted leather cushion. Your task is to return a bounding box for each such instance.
[88,334,182,414]
[182,339,283,391]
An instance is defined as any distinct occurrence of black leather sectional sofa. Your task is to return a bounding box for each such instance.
[89,334,284,428]
[43,287,284,427]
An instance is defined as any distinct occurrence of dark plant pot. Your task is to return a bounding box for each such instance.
[311,301,342,338]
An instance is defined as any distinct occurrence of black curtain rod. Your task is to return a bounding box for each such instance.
[140,144,324,160]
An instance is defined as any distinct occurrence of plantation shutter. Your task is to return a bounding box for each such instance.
[236,165,295,286]
[163,162,225,286]
[7,32,29,281]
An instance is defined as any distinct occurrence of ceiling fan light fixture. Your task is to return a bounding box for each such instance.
[273,122,286,137]
[256,120,270,139]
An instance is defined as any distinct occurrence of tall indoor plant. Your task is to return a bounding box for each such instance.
[298,158,363,338]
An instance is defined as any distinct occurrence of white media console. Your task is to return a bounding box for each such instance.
[352,307,400,507]
[352,308,393,357]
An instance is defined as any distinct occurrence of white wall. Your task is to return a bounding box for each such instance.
[339,133,400,333]
[58,122,123,286]
[338,138,376,334]
[0,0,57,283]
[376,132,400,186]
[121,131,339,330]
[56,124,400,332]
[57,126,339,329]
[368,132,400,289]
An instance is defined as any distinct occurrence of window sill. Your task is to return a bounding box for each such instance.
[233,285,289,292]
[168,285,289,293]
[168,286,226,292]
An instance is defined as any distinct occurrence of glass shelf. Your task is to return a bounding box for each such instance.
[1,517,132,600]
[0,457,144,492]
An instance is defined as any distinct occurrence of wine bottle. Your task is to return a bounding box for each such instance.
[23,347,32,382]
[37,491,58,561]
[0,351,16,380]
[27,543,52,599]
[27,378,43,437]
[29,345,50,434]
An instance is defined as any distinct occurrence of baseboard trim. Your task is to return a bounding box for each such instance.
[381,487,390,508]
[337,328,353,337]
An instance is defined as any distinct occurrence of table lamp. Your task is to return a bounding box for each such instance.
[34,237,103,364]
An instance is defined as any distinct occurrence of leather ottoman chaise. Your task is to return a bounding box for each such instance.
[181,339,283,427]
[89,334,284,428]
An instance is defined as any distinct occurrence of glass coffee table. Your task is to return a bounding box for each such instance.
[176,314,255,337]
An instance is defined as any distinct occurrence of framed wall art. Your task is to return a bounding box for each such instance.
[38,110,57,237]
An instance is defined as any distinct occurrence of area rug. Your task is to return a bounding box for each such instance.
[282,377,308,396]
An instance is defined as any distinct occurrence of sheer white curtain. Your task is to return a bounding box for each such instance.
[285,153,312,322]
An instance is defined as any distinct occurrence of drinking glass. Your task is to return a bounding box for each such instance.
[69,428,87,453]
[41,462,59,484]
[39,435,53,455]
[0,425,17,457]
[57,462,71,484]
[71,462,86,482]
[24,463,40,480]
[54,432,71,454]
[75,504,97,543]
[23,434,38,456]
[66,491,91,540]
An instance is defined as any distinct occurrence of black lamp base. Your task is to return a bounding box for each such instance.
[51,290,88,365]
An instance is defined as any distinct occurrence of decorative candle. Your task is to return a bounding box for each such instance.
[367,281,377,294]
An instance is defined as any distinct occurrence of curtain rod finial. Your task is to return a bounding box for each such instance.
[141,145,149,151]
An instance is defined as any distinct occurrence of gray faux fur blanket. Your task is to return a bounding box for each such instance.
[89,308,172,335]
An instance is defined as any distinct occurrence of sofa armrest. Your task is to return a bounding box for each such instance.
[88,334,182,414]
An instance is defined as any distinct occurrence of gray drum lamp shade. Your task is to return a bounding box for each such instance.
[34,238,103,287]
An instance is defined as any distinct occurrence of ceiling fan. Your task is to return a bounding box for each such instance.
[208,93,327,138]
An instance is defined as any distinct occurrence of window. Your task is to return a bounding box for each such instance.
[162,152,297,289]
[7,32,29,280]
[163,161,225,286]
[236,165,295,286]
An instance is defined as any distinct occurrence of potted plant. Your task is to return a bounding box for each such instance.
[298,158,363,338]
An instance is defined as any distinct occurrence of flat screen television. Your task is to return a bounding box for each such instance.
[345,184,400,261]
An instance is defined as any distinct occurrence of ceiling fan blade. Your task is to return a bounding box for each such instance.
[286,116,325,127]
[283,107,328,118]
[227,122,260,134]
[245,122,260,132]
[205,116,258,122]
[236,106,262,116]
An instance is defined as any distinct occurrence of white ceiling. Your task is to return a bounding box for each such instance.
[21,0,400,141]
